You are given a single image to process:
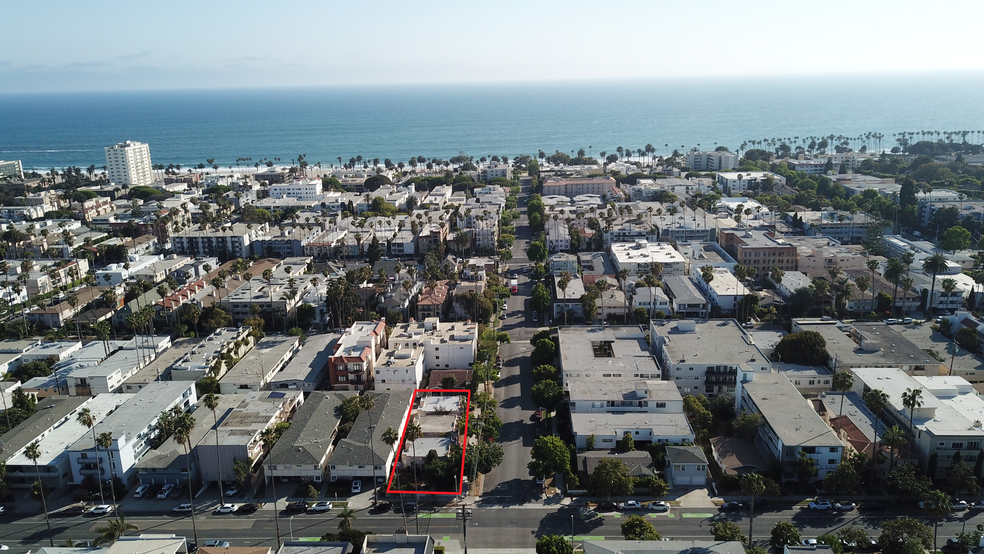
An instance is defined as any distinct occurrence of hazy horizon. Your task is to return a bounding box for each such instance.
[4,0,984,94]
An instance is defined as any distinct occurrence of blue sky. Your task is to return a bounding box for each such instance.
[3,0,983,93]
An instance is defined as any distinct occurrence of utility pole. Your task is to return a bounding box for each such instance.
[455,507,473,554]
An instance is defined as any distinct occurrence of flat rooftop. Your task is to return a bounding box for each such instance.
[419,396,462,413]
[270,333,338,387]
[557,326,660,378]
[0,396,89,462]
[7,394,131,466]
[654,320,769,367]
[417,412,458,436]
[571,412,693,438]
[135,394,241,470]
[173,328,248,372]
[567,378,681,404]
[123,337,201,390]
[66,382,193,450]
[742,374,841,448]
[813,323,936,367]
[222,335,299,387]
[216,390,303,446]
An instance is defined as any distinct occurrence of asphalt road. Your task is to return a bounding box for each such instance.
[5,504,984,551]
[481,180,540,503]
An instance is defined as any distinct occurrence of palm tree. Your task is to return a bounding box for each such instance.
[940,277,959,313]
[901,387,923,435]
[862,389,889,478]
[382,426,409,533]
[93,513,138,545]
[899,277,914,318]
[26,440,54,546]
[741,473,766,545]
[337,507,357,532]
[76,408,106,505]
[923,489,952,554]
[883,258,905,317]
[866,258,881,311]
[855,275,871,319]
[882,425,908,473]
[812,278,831,317]
[96,432,118,511]
[202,393,225,501]
[557,272,572,326]
[259,427,283,546]
[832,371,854,433]
[359,394,380,506]
[618,268,630,321]
[923,253,949,315]
[173,413,199,547]
[405,421,423,534]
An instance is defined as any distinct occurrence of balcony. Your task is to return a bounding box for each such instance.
[79,467,105,476]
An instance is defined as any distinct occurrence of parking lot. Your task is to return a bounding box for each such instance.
[895,321,984,383]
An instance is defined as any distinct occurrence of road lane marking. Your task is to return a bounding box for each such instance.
[649,513,675,518]
[419,513,455,519]
[682,513,714,518]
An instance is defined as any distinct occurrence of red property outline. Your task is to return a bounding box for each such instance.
[386,388,471,495]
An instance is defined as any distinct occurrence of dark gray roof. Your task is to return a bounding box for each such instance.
[577,451,655,477]
[330,392,411,467]
[270,392,354,466]
[0,396,88,461]
[665,445,708,465]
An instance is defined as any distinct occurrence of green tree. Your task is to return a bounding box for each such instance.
[76,408,106,506]
[774,331,828,365]
[957,327,979,351]
[527,240,547,263]
[742,472,766,545]
[946,453,981,497]
[922,253,949,313]
[732,411,762,440]
[617,432,635,453]
[885,462,931,498]
[901,388,923,436]
[795,452,817,485]
[683,395,713,437]
[528,436,572,479]
[823,461,862,494]
[535,535,573,554]
[533,364,558,383]
[93,514,138,545]
[25,440,54,546]
[337,507,357,531]
[531,380,564,412]
[173,413,199,546]
[645,474,669,498]
[922,490,952,554]
[770,521,801,548]
[588,458,633,499]
[838,527,872,554]
[531,282,551,314]
[710,521,746,543]
[879,516,933,554]
[621,515,661,540]
[233,458,251,490]
[940,226,972,253]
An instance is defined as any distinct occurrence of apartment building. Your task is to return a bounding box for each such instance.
[269,178,323,201]
[0,160,24,180]
[329,392,412,482]
[266,392,354,482]
[541,176,618,198]
[715,171,786,195]
[610,240,687,278]
[718,229,798,276]
[328,321,388,391]
[171,223,270,260]
[686,150,737,171]
[218,336,300,394]
[661,275,709,318]
[104,141,153,186]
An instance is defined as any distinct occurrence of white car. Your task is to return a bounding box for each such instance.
[134,484,150,498]
[834,502,856,511]
[172,503,193,513]
[351,480,362,494]
[802,539,819,546]
[204,541,231,548]
[89,505,114,515]
[215,504,238,514]
[309,502,334,513]
[225,485,240,497]
[157,484,174,499]
[808,500,833,510]
[619,501,642,510]
[532,313,538,322]
[648,501,670,512]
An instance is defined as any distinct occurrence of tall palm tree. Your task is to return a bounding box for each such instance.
[855,275,871,319]
[882,425,908,473]
[832,371,854,433]
[940,277,959,313]
[173,413,199,547]
[883,258,905,317]
[358,394,380,506]
[76,408,106,505]
[26,440,54,546]
[866,259,881,311]
[259,427,283,546]
[96,432,118,511]
[93,513,138,545]
[899,277,914,318]
[923,253,949,315]
[382,426,409,533]
[901,388,923,435]
[337,507,357,532]
[812,278,831,317]
[923,489,952,554]
[405,421,423,534]
[202,393,225,501]
[741,473,766,545]
[863,389,889,478]
[557,272,572,326]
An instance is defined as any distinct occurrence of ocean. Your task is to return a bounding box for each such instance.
[3,73,984,171]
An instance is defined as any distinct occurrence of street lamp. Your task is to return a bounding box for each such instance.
[289,516,294,542]
[571,514,575,551]
[455,507,473,554]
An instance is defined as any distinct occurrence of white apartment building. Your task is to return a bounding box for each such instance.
[691,266,745,313]
[66,381,197,485]
[610,240,687,278]
[632,286,671,315]
[104,141,153,186]
[715,172,786,195]
[0,160,24,180]
[650,319,771,397]
[542,177,618,198]
[171,223,270,260]
[686,151,737,171]
[479,164,513,181]
[269,178,324,201]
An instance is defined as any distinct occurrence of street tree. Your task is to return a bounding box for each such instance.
[823,461,862,494]
[528,436,572,480]
[535,535,573,554]
[527,240,547,263]
[531,282,551,314]
[770,522,801,548]
[710,521,746,543]
[531,380,564,413]
[742,472,766,545]
[621,515,661,540]
[837,527,872,554]
[878,516,933,554]
[588,458,633,500]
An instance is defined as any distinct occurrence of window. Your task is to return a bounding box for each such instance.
[829,447,837,453]
[952,442,965,450]
[601,438,613,443]
[655,402,666,408]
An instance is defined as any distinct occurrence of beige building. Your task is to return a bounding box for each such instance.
[718,229,797,276]
[542,176,617,198]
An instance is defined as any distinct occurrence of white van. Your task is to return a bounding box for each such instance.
[133,484,149,498]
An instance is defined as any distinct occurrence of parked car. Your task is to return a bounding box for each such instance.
[902,317,913,324]
[596,502,618,512]
[134,485,150,498]
[351,480,362,494]
[834,502,856,511]
[719,501,744,511]
[808,500,833,510]
[203,541,231,548]
[172,504,193,514]
[371,501,391,513]
[309,502,333,513]
[237,503,258,514]
[286,501,308,513]
[225,485,240,497]
[532,410,543,422]
[157,484,175,499]
[885,318,898,325]
[395,501,417,513]
[495,360,502,369]
[802,539,819,546]
[619,501,642,510]
[953,500,970,511]
[751,499,768,510]
[743,322,754,329]
[532,313,538,322]
[214,504,238,514]
[648,501,670,512]
[89,505,114,515]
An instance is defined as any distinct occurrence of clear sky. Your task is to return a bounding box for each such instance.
[3,0,983,93]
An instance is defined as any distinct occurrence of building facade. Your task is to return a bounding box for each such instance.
[104,141,153,186]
